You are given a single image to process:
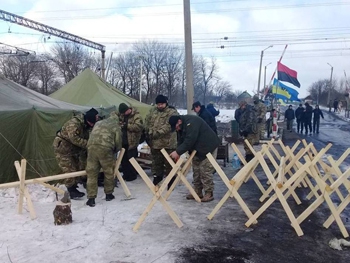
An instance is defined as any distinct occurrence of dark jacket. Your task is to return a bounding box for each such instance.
[313,108,324,120]
[295,107,304,120]
[197,105,217,134]
[284,108,295,120]
[235,108,242,123]
[304,104,313,120]
[206,103,220,117]
[333,100,339,108]
[176,115,220,158]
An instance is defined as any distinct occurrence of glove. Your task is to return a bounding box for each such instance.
[243,131,248,137]
[239,131,244,136]
[257,118,263,123]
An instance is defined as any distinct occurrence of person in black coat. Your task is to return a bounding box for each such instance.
[303,102,313,135]
[206,102,220,117]
[192,101,217,134]
[333,99,339,113]
[168,115,220,202]
[313,105,324,134]
[295,104,305,133]
[284,105,295,132]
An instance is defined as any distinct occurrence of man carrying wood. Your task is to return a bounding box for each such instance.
[85,112,122,207]
[53,108,99,199]
[168,115,220,202]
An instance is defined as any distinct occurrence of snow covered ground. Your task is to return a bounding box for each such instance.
[0,161,241,263]
[177,109,236,123]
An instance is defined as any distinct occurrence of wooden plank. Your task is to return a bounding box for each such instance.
[114,148,131,198]
[33,180,65,195]
[17,160,26,214]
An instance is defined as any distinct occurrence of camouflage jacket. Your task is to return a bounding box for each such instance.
[239,105,257,135]
[144,106,157,133]
[117,107,143,149]
[254,101,267,121]
[54,114,90,153]
[87,115,122,152]
[145,105,178,149]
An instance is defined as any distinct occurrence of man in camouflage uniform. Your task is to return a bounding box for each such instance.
[144,104,157,176]
[238,101,257,162]
[253,95,267,144]
[85,113,122,207]
[144,94,178,186]
[168,115,220,202]
[117,103,143,181]
[53,108,99,199]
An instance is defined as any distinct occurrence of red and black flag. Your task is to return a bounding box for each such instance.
[277,62,300,88]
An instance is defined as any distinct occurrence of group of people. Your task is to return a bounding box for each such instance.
[284,103,324,135]
[53,95,222,207]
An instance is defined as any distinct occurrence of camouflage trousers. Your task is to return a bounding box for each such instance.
[53,147,87,188]
[255,122,266,142]
[152,148,175,177]
[192,149,217,194]
[244,133,256,155]
[86,145,115,199]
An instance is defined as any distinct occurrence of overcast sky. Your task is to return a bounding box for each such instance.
[1,0,350,98]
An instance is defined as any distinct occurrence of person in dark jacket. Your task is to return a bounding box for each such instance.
[284,105,295,132]
[168,115,220,202]
[192,101,217,134]
[206,102,220,117]
[312,105,324,134]
[295,104,305,133]
[304,102,313,135]
[333,99,339,113]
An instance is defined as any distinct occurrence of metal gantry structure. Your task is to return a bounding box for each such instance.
[0,9,106,79]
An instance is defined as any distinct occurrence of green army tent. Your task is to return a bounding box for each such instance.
[50,68,152,119]
[0,75,89,183]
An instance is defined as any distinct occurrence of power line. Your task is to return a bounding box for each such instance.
[14,2,350,21]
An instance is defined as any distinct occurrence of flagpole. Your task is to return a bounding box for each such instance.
[265,44,288,108]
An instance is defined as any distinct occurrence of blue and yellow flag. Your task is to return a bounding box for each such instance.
[271,79,300,101]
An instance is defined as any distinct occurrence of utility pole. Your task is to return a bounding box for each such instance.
[327,63,333,104]
[139,58,143,102]
[183,0,194,113]
[264,62,272,93]
[257,45,273,98]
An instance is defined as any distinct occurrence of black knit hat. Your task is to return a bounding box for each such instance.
[155,95,167,104]
[118,103,129,114]
[168,116,181,132]
[85,108,98,124]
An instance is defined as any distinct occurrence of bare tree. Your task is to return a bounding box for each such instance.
[50,42,98,83]
[0,54,37,87]
[193,56,218,104]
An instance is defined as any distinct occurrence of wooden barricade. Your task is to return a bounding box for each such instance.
[129,156,184,232]
[0,148,129,218]
[161,149,199,202]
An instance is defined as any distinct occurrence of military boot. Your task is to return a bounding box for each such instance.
[86,198,95,207]
[67,185,85,200]
[106,193,115,201]
[201,191,214,202]
[186,188,203,200]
